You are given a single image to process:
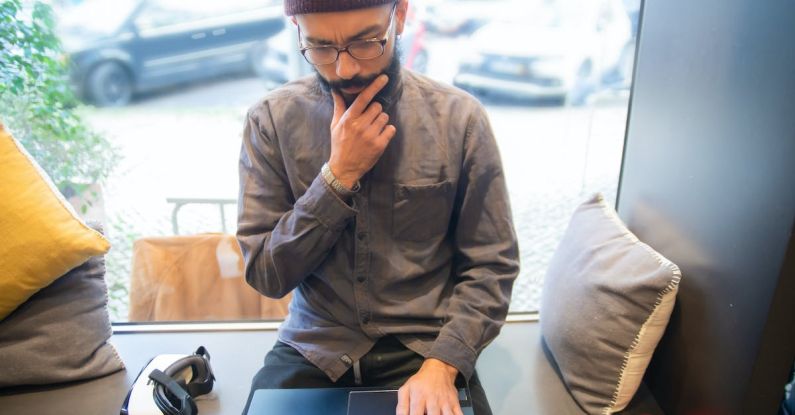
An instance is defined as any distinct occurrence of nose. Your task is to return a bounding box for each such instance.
[335,50,360,80]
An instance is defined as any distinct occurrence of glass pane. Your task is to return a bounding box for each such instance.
[425,0,637,312]
[30,0,639,322]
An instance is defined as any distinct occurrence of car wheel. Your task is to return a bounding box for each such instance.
[87,61,133,107]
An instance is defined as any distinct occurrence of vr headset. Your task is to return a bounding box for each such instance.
[121,346,215,415]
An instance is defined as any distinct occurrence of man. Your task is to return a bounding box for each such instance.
[236,1,519,414]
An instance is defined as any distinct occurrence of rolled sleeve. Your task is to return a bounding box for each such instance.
[297,173,358,232]
[427,333,478,380]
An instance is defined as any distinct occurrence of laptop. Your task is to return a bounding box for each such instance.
[246,387,475,415]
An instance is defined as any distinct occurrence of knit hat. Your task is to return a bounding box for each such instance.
[284,0,394,16]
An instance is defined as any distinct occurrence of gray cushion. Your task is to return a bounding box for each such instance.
[0,252,125,388]
[540,193,681,414]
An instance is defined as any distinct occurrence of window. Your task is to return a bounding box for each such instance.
[40,0,640,322]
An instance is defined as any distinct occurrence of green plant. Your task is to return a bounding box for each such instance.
[0,0,118,200]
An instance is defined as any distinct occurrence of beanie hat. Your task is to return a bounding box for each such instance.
[284,0,394,16]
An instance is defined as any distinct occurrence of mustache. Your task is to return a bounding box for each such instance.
[327,74,379,91]
[315,44,401,99]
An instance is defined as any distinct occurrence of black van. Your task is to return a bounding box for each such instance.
[58,0,284,106]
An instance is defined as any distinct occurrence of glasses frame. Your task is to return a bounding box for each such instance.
[298,1,398,66]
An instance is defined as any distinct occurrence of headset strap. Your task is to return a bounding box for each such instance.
[185,376,214,397]
[187,346,215,396]
[149,369,193,414]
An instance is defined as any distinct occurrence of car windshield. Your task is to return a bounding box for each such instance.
[490,0,609,29]
[58,0,140,36]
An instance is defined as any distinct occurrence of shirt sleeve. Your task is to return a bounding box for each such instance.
[236,106,357,298]
[426,103,520,380]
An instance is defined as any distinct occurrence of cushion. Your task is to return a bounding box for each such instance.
[0,249,125,388]
[540,193,681,414]
[0,122,110,320]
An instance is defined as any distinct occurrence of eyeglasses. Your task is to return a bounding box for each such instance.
[298,2,398,66]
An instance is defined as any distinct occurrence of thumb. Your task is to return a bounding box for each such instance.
[331,90,346,125]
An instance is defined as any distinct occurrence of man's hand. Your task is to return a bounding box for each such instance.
[328,74,397,189]
[396,358,463,415]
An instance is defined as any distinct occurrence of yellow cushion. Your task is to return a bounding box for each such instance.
[0,122,110,321]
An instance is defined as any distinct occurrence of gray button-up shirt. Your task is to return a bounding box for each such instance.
[237,68,519,382]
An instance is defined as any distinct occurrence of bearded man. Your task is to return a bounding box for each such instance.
[237,1,520,414]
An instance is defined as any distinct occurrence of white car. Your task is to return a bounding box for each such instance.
[453,0,633,105]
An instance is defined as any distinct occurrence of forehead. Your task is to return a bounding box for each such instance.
[296,4,392,43]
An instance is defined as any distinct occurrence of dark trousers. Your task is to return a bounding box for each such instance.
[242,336,492,415]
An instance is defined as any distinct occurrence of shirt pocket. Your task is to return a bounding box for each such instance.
[392,180,455,242]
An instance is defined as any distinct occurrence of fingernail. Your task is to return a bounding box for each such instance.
[381,74,389,83]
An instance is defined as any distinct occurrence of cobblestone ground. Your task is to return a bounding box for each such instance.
[488,103,626,312]
[81,81,628,321]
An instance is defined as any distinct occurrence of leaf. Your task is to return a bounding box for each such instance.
[0,0,119,194]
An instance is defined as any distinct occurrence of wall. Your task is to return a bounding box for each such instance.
[616,0,795,413]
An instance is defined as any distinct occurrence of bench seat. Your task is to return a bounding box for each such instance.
[0,320,662,414]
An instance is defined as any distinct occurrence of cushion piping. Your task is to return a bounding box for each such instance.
[98,258,126,370]
[595,194,682,414]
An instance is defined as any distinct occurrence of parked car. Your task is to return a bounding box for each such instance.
[452,0,632,105]
[254,6,429,89]
[421,0,492,37]
[57,0,284,106]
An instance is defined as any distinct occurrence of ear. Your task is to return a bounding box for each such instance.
[395,0,409,36]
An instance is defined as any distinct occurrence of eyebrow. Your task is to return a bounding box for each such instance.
[304,24,383,46]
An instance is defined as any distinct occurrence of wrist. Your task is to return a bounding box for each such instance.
[321,162,360,196]
[422,358,459,380]
[326,161,360,189]
[326,160,359,189]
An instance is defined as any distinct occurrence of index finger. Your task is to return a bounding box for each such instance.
[348,74,388,116]
[331,90,345,125]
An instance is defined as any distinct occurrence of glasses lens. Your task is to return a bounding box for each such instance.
[348,40,385,60]
[304,47,337,65]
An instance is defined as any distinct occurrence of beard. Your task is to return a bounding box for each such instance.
[315,45,402,107]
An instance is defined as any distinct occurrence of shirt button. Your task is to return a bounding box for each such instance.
[356,275,366,283]
[361,314,371,324]
[357,232,367,241]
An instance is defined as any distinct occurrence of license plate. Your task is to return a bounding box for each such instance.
[488,60,525,75]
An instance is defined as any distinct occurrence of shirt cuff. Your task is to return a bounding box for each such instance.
[295,172,358,232]
[427,333,477,381]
